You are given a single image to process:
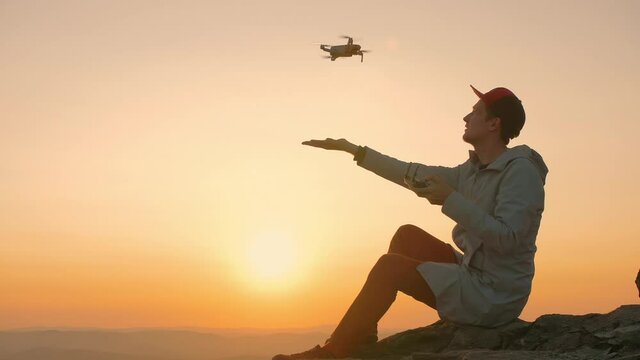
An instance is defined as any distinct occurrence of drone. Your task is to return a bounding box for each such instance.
[320,36,370,63]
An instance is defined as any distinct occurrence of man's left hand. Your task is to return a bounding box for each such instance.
[407,175,454,206]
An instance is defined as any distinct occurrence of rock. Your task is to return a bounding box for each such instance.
[352,305,640,360]
[512,305,640,355]
[412,349,609,360]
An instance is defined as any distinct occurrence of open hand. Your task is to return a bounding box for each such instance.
[302,138,358,154]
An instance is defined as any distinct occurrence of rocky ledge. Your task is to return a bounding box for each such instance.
[352,305,640,360]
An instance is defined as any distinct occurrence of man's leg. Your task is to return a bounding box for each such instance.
[325,224,457,357]
[273,225,457,359]
[325,253,445,357]
[388,224,458,263]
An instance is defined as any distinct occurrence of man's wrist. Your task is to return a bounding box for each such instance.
[347,143,360,155]
[352,146,366,162]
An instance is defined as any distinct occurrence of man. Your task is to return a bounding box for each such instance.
[273,85,548,359]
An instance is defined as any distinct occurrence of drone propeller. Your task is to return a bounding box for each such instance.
[340,35,362,40]
[340,35,362,47]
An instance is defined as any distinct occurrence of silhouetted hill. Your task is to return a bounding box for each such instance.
[1,346,177,360]
[0,329,329,360]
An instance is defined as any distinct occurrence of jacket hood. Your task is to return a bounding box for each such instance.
[468,145,549,185]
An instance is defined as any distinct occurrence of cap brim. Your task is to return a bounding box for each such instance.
[470,84,484,99]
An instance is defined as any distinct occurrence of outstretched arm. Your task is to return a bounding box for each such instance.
[356,146,461,192]
[303,139,461,193]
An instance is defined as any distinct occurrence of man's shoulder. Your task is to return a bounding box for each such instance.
[505,146,548,185]
[501,157,546,191]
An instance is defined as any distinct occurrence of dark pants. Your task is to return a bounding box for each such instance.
[325,224,457,357]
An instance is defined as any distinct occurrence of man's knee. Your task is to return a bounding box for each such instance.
[389,224,423,250]
[392,224,421,241]
[369,254,404,282]
[368,254,424,295]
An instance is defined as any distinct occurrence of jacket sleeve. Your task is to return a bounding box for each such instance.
[355,146,461,190]
[441,158,545,255]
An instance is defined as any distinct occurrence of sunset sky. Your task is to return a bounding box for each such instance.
[2,0,639,331]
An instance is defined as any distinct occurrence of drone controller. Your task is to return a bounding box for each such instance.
[412,179,430,188]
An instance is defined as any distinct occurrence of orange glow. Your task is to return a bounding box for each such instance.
[1,0,639,332]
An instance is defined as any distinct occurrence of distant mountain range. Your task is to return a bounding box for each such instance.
[0,329,327,360]
[0,328,400,360]
[1,346,172,360]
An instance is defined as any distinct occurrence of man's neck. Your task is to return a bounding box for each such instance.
[473,141,508,166]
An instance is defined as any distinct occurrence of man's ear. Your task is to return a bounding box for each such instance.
[489,116,501,131]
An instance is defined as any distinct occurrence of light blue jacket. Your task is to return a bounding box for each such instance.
[356,145,548,327]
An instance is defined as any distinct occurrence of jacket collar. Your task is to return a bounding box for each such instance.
[468,145,549,184]
[468,145,533,172]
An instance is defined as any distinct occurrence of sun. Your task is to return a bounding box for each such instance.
[243,231,301,290]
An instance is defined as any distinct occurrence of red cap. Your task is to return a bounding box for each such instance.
[470,85,519,107]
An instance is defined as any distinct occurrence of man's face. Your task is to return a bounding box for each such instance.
[462,100,500,145]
